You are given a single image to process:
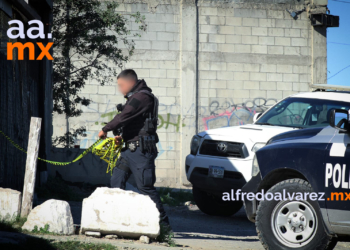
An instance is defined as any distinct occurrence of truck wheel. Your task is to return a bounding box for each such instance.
[193,186,242,217]
[256,179,335,250]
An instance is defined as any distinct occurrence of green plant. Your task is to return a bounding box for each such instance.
[0,215,27,233]
[156,224,176,247]
[31,224,50,234]
[159,187,194,207]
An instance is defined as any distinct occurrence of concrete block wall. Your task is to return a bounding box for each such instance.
[52,0,327,188]
[197,2,312,131]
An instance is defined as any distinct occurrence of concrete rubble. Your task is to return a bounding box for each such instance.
[80,187,160,238]
[22,199,74,235]
[0,188,22,220]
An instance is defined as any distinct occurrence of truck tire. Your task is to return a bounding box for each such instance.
[256,178,336,250]
[193,186,242,217]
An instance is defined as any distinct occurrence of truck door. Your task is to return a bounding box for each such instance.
[324,128,350,231]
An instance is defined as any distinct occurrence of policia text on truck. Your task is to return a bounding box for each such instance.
[98,69,169,227]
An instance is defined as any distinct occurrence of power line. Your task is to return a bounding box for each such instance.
[328,41,350,46]
[332,0,350,3]
[328,64,350,80]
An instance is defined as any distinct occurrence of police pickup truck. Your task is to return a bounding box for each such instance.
[186,84,350,217]
[242,86,350,249]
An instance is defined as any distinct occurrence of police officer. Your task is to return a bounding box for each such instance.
[98,69,169,226]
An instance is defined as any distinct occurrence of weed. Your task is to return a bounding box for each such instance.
[31,224,51,234]
[156,224,176,247]
[159,187,194,207]
[0,215,27,232]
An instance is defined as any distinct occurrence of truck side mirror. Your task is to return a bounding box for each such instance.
[329,109,350,133]
[253,113,262,123]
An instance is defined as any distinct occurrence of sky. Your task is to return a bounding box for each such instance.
[327,0,350,86]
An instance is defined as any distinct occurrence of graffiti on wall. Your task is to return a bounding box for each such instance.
[200,98,277,130]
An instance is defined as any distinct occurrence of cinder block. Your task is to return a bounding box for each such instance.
[125,61,142,68]
[283,73,299,82]
[285,29,301,37]
[275,37,290,46]
[277,82,293,91]
[267,10,284,19]
[235,27,251,35]
[217,71,233,80]
[226,17,242,26]
[167,69,178,79]
[226,35,242,44]
[267,46,283,55]
[301,47,310,56]
[156,13,175,23]
[90,94,107,104]
[160,61,178,70]
[283,90,298,98]
[136,69,150,78]
[252,45,267,54]
[234,9,266,19]
[242,18,259,27]
[249,89,266,99]
[234,72,250,81]
[219,44,235,53]
[165,23,179,33]
[199,61,210,70]
[210,16,225,25]
[243,64,259,72]
[235,44,251,53]
[219,26,235,35]
[260,81,276,90]
[148,23,165,32]
[200,43,218,52]
[152,41,169,50]
[227,63,244,71]
[277,65,293,73]
[210,80,226,89]
[291,38,308,47]
[268,28,284,37]
[211,62,227,71]
[300,74,310,83]
[199,34,208,43]
[135,41,151,50]
[81,85,98,94]
[259,37,274,45]
[292,20,309,29]
[259,19,275,27]
[201,25,218,34]
[227,81,243,90]
[267,90,283,99]
[284,47,300,55]
[167,88,179,97]
[98,86,115,95]
[168,42,179,51]
[260,64,276,73]
[200,71,217,80]
[252,27,267,36]
[149,69,166,78]
[199,88,209,97]
[152,87,167,96]
[301,30,309,38]
[243,81,259,90]
[157,32,174,41]
[250,72,267,81]
[209,34,226,43]
[0,188,21,219]
[233,89,250,98]
[200,7,217,16]
[209,89,217,97]
[143,61,159,69]
[201,80,209,88]
[267,73,283,82]
[276,20,292,28]
[242,36,258,45]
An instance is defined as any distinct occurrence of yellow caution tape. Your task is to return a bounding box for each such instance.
[0,130,123,175]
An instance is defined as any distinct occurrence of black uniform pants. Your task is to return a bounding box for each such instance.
[110,146,166,219]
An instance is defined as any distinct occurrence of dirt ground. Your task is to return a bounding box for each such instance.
[68,201,350,250]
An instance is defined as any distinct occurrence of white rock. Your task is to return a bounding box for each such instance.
[22,199,74,235]
[80,187,160,238]
[140,235,150,244]
[0,188,21,220]
[85,231,101,238]
[105,234,118,239]
[184,201,191,206]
